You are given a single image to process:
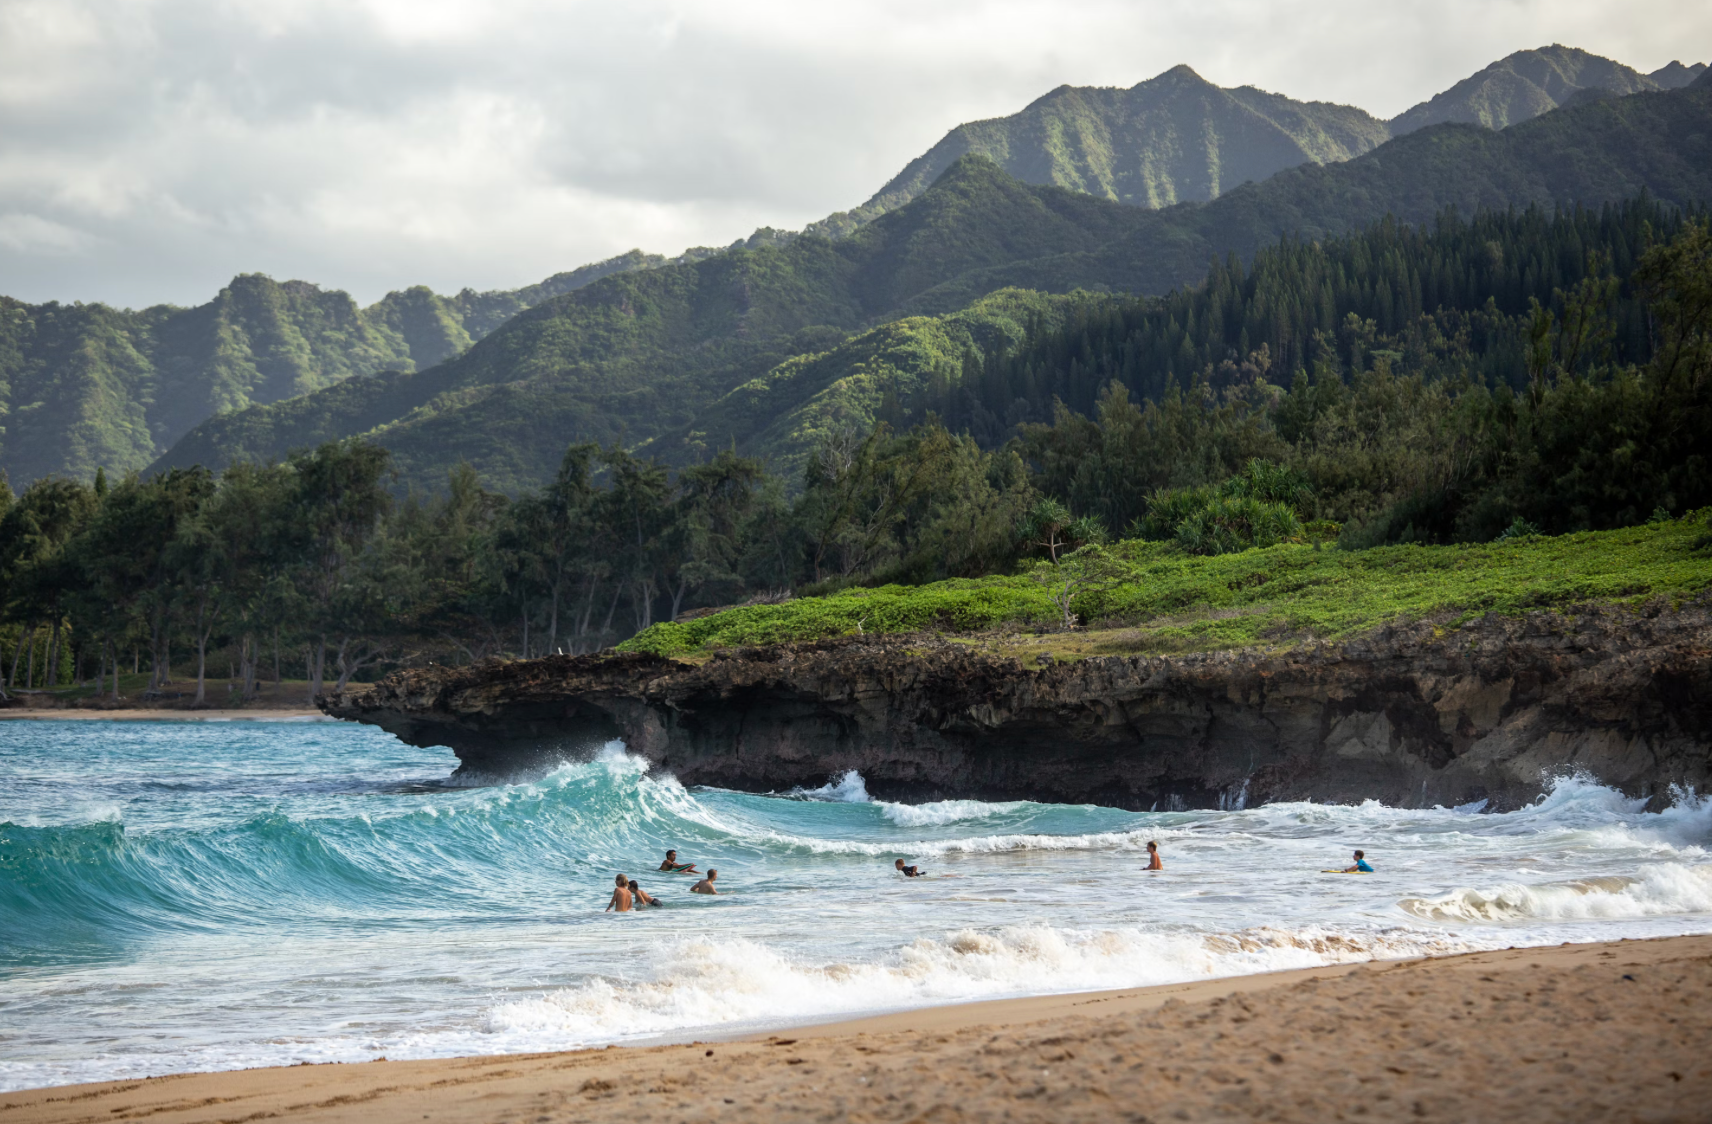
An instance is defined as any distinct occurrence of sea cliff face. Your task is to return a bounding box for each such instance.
[323,601,1712,810]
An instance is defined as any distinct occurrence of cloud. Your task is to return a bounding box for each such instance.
[0,212,99,254]
[0,0,1707,308]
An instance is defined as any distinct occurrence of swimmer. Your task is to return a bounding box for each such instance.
[894,858,927,878]
[1341,849,1374,873]
[604,873,633,912]
[659,850,699,874]
[1144,840,1163,870]
[690,869,719,895]
[629,879,661,907]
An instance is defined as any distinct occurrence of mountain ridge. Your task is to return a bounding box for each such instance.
[0,251,660,485]
[151,81,1712,493]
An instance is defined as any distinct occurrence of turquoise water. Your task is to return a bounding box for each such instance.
[3,718,1710,1091]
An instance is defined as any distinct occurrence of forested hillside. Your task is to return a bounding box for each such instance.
[807,65,1391,237]
[3,209,1707,694]
[152,160,1165,491]
[1388,45,1697,133]
[809,46,1704,239]
[8,46,1704,491]
[0,251,658,486]
[153,80,1712,493]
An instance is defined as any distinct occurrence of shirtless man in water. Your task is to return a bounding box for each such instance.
[1144,840,1163,870]
[690,869,719,894]
[604,873,634,912]
[659,850,699,874]
[628,879,661,907]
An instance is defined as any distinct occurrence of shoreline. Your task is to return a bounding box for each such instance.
[5,933,1708,1121]
[0,707,330,721]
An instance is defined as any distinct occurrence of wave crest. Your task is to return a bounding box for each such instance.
[1398,864,1712,923]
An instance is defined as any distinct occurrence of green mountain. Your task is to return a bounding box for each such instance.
[808,65,1391,238]
[1649,61,1708,89]
[154,164,1166,491]
[805,47,1705,243]
[152,81,1712,494]
[0,251,658,485]
[1388,45,1672,133]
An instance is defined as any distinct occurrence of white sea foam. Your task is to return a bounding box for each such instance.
[792,770,873,802]
[484,922,1481,1044]
[876,798,1035,828]
[1399,863,1712,923]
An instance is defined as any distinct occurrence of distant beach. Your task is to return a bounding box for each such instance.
[0,708,328,721]
[4,935,1706,1123]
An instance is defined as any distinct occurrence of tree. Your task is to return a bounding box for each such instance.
[1017,498,1104,563]
[1029,544,1131,631]
[664,449,763,620]
[288,441,393,700]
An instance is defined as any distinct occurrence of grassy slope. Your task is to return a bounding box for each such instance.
[638,288,1073,479]
[620,514,1712,658]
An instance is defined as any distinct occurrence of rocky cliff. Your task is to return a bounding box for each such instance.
[323,601,1712,810]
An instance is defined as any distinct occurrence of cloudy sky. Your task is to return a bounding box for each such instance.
[1,0,1707,309]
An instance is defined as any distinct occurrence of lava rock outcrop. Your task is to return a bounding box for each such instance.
[323,601,1712,810]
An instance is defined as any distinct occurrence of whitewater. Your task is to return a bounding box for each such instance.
[2,720,1710,1092]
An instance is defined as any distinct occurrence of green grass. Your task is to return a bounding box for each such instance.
[619,512,1712,657]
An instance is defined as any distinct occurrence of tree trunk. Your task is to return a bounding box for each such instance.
[9,624,33,689]
[110,639,121,700]
[273,629,281,685]
[148,622,164,690]
[193,620,208,707]
[548,579,560,655]
[599,581,623,646]
[521,603,529,659]
[27,630,36,689]
[307,637,326,703]
[46,620,59,688]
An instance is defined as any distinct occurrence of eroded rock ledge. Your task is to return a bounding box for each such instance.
[322,602,1712,810]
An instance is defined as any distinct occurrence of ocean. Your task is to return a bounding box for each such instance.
[2,718,1710,1092]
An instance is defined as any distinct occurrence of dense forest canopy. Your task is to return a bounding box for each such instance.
[1,201,1708,699]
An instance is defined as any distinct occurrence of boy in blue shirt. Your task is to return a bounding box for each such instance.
[1342,849,1374,872]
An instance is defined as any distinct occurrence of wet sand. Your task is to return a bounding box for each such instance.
[3,934,1707,1123]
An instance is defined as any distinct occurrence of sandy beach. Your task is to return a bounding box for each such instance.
[3,934,1706,1124]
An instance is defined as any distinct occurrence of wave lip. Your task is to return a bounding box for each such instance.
[1398,863,1712,923]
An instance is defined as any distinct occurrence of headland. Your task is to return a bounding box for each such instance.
[324,599,1712,811]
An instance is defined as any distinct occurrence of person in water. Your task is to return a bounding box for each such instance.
[894,859,927,878]
[691,869,719,894]
[604,873,634,912]
[1144,840,1163,870]
[1342,850,1375,873]
[628,879,661,907]
[659,850,699,874]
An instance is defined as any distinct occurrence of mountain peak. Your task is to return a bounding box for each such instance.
[1646,60,1707,89]
[1390,44,1658,134]
[807,64,1387,239]
[1148,63,1211,86]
